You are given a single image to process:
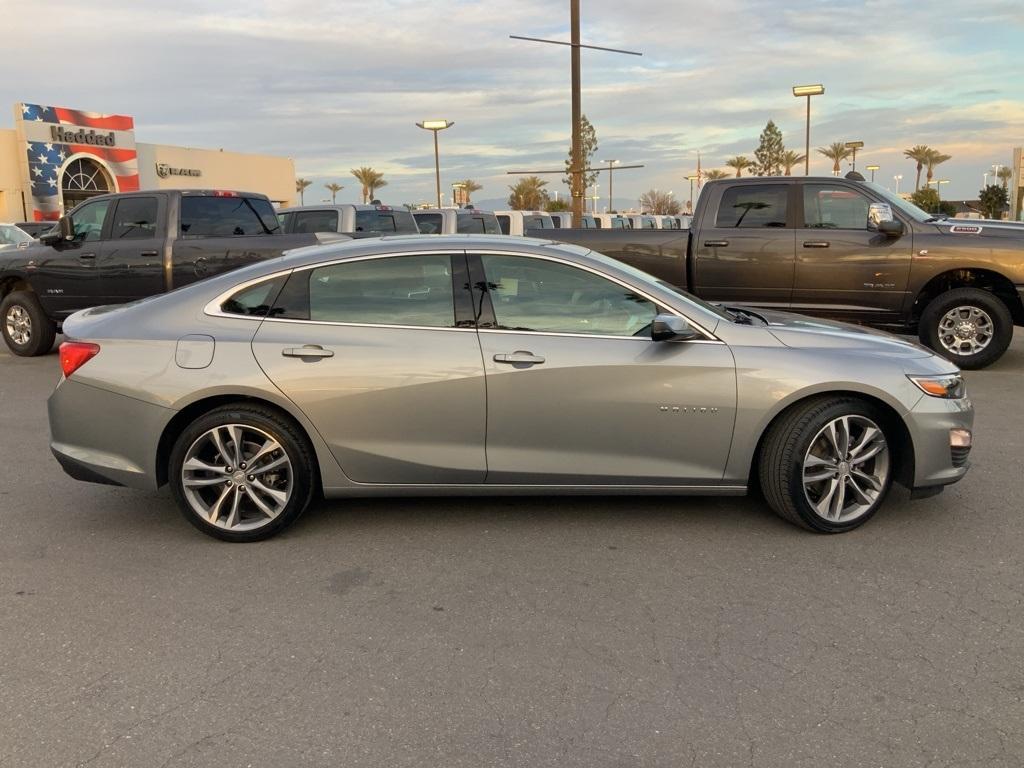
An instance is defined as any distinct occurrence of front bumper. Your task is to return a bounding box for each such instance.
[48,378,172,491]
[905,392,974,493]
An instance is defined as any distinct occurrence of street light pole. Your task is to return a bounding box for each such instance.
[416,120,454,209]
[894,174,903,194]
[793,84,824,176]
[687,174,698,213]
[601,159,618,212]
[866,164,880,182]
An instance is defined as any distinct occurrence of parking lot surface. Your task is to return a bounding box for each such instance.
[1,334,1023,768]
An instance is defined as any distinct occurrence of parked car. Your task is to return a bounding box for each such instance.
[413,207,502,234]
[51,234,972,542]
[533,176,1024,369]
[594,214,629,229]
[0,223,33,249]
[494,211,554,235]
[626,214,659,230]
[0,190,344,356]
[15,222,56,238]
[549,212,597,229]
[278,203,419,237]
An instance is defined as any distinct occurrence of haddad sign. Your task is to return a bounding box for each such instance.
[50,126,116,146]
[156,163,201,178]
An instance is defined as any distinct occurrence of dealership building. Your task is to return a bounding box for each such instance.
[0,102,297,222]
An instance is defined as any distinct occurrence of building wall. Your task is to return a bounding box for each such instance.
[136,144,296,207]
[0,128,25,221]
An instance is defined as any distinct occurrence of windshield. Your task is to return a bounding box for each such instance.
[862,182,933,223]
[0,224,33,247]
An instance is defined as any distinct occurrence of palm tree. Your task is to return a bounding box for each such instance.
[324,182,344,203]
[507,176,549,210]
[903,145,932,191]
[351,167,387,203]
[455,179,483,204]
[925,149,952,185]
[817,142,851,176]
[295,178,312,204]
[703,169,731,180]
[997,166,1013,190]
[781,150,807,176]
[725,156,752,178]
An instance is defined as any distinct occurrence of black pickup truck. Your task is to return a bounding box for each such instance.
[535,176,1024,368]
[0,190,341,356]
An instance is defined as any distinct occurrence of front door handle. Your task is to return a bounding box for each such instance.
[803,241,830,248]
[139,250,159,257]
[704,240,729,247]
[78,252,96,260]
[494,351,545,365]
[282,345,334,359]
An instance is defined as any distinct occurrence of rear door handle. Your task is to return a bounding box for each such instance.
[139,250,159,257]
[282,345,334,359]
[803,241,830,248]
[494,351,545,365]
[704,240,729,247]
[79,252,96,260]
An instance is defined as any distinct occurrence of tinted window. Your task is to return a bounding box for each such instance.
[277,211,293,231]
[803,185,871,229]
[221,276,287,317]
[456,214,501,234]
[110,197,158,239]
[180,196,276,237]
[414,213,443,234]
[307,254,455,327]
[716,185,788,228]
[0,224,32,246]
[69,199,111,242]
[480,254,656,337]
[354,210,418,234]
[522,215,553,229]
[291,209,339,233]
[496,215,511,235]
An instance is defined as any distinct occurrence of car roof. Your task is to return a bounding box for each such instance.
[280,204,408,212]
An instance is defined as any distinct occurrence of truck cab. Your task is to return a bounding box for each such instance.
[278,204,419,237]
[494,211,555,236]
[412,208,502,235]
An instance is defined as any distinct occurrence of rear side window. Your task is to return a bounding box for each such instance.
[456,214,501,234]
[221,275,287,317]
[354,210,419,234]
[180,196,277,237]
[111,197,158,239]
[414,213,443,234]
[302,254,456,327]
[522,215,552,229]
[291,209,340,233]
[716,185,789,228]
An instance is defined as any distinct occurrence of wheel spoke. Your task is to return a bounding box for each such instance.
[851,440,886,465]
[829,478,846,520]
[246,486,280,519]
[851,467,882,491]
[815,477,840,518]
[247,437,282,468]
[183,457,228,475]
[226,425,244,466]
[253,454,288,475]
[183,475,230,488]
[848,426,879,459]
[209,428,235,468]
[845,475,873,505]
[207,484,233,524]
[251,479,287,509]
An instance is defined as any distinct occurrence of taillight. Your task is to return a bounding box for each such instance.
[59,341,100,377]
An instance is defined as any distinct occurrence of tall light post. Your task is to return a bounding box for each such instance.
[844,141,864,172]
[992,164,1002,186]
[928,178,950,202]
[687,174,699,212]
[866,164,880,182]
[894,174,903,194]
[416,119,454,209]
[792,84,825,176]
[601,159,619,211]
[984,172,990,188]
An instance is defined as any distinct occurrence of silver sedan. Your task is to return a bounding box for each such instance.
[49,235,974,541]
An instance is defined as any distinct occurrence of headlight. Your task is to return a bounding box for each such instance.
[908,374,966,399]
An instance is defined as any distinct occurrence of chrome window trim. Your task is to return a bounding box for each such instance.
[477,328,723,344]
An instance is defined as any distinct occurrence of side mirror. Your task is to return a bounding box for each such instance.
[39,216,72,246]
[651,313,700,342]
[877,219,904,237]
[867,202,903,237]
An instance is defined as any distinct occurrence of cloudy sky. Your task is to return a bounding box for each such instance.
[3,0,1021,206]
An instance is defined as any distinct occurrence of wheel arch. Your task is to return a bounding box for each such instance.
[911,267,1024,325]
[0,274,33,300]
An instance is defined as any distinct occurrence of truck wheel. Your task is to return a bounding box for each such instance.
[759,396,893,533]
[918,287,1012,370]
[1,290,57,357]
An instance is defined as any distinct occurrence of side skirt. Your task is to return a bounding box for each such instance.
[322,484,748,499]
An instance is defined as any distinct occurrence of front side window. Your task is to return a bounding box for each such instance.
[354,210,418,234]
[803,185,872,229]
[180,196,275,237]
[292,209,339,234]
[716,184,789,228]
[110,197,158,239]
[305,254,455,327]
[69,199,112,242]
[480,254,657,337]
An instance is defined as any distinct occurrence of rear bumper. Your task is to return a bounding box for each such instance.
[48,378,172,490]
[905,393,974,492]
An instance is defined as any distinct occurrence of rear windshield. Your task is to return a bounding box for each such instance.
[355,210,419,234]
[457,213,501,234]
[522,215,553,229]
[180,196,280,237]
[414,212,443,234]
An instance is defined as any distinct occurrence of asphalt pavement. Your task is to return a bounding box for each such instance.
[1,333,1022,767]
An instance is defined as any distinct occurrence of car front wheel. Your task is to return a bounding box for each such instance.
[169,404,316,542]
[760,397,894,533]
[1,290,57,357]
[918,287,1012,370]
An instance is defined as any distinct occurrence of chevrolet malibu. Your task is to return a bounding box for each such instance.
[48,235,974,541]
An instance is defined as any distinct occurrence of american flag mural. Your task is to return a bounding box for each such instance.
[18,103,139,221]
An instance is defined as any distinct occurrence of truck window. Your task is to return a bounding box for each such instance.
[716,184,788,228]
[496,215,511,235]
[354,210,419,234]
[69,199,112,242]
[180,196,277,237]
[803,185,871,230]
[457,214,501,234]
[110,197,158,239]
[414,213,443,234]
[522,215,552,229]
[292,209,340,233]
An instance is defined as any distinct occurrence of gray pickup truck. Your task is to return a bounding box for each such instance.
[0,190,341,356]
[536,176,1024,368]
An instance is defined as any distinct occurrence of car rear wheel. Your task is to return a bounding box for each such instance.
[760,397,893,533]
[1,290,57,357]
[169,404,316,542]
[918,287,1012,370]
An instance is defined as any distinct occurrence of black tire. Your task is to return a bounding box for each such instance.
[1,290,57,357]
[168,404,317,542]
[759,396,894,533]
[918,287,1012,370]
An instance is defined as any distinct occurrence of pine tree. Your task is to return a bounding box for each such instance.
[563,114,599,197]
[752,120,785,176]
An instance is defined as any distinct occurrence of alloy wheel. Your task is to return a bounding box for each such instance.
[181,424,293,532]
[937,305,993,357]
[5,305,31,346]
[802,415,890,523]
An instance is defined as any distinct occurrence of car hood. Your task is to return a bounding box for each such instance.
[739,307,936,359]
